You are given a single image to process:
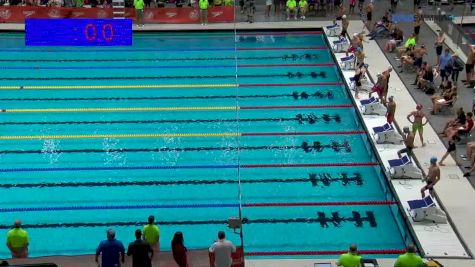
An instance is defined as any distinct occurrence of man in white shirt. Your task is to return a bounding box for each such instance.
[209,231,236,267]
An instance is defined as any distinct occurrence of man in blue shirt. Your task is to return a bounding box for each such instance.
[439,48,453,82]
[96,229,125,267]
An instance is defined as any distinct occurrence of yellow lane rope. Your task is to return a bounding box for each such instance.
[0,84,237,90]
[4,106,239,113]
[0,133,241,140]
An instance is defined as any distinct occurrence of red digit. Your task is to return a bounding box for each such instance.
[85,23,97,41]
[102,24,114,42]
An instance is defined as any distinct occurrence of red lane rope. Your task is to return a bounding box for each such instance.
[241,104,352,110]
[237,31,323,36]
[245,249,406,256]
[241,162,379,168]
[242,130,366,136]
[238,46,328,51]
[243,200,398,207]
[240,82,344,87]
[238,63,335,68]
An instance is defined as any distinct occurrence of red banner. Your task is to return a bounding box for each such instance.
[0,6,234,23]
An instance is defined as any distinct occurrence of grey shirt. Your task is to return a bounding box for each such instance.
[209,239,236,267]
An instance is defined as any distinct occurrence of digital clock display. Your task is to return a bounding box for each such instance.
[25,19,132,46]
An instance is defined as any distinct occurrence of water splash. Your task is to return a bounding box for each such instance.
[102,138,126,166]
[41,139,60,164]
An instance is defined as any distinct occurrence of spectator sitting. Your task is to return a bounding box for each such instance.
[394,243,424,267]
[213,0,223,6]
[336,244,361,267]
[440,107,466,135]
[445,112,474,140]
[286,0,298,20]
[415,64,434,91]
[6,220,29,259]
[224,0,233,5]
[384,25,403,52]
[396,33,417,57]
[299,0,308,19]
[430,86,457,114]
[400,45,426,73]
[47,0,63,6]
[439,79,453,92]
[367,20,392,40]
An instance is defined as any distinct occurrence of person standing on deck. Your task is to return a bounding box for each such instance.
[386,96,396,124]
[143,215,160,256]
[209,231,236,267]
[6,220,29,258]
[199,0,209,25]
[407,104,427,147]
[421,157,440,198]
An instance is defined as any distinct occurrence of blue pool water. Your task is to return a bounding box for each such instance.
[0,31,411,258]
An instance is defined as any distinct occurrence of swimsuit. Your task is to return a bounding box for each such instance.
[412,112,424,134]
[447,141,456,152]
[436,45,443,56]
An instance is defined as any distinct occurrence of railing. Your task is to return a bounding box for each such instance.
[431,9,473,57]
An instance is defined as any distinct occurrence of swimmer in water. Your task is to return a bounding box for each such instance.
[407,104,428,147]
[421,157,440,198]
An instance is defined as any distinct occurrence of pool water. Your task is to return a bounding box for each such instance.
[0,31,410,258]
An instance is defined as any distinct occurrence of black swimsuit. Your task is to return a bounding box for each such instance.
[354,72,362,87]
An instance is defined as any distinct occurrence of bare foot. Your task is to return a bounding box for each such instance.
[422,143,426,147]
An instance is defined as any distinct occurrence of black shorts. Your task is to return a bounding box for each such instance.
[436,46,443,56]
[466,64,474,74]
[424,181,434,191]
[458,129,470,135]
[414,25,421,35]
[414,57,423,68]
[414,0,420,6]
[367,12,372,21]
[448,143,456,152]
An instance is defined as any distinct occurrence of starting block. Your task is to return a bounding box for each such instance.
[340,53,355,70]
[326,23,341,37]
[388,155,423,179]
[332,37,349,52]
[407,196,447,224]
[349,74,373,92]
[360,97,387,116]
[373,123,403,144]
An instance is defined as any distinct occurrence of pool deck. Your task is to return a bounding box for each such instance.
[1,20,475,267]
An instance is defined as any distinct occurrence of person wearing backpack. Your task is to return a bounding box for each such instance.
[452,54,464,82]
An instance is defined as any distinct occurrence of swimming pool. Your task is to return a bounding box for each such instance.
[0,30,411,258]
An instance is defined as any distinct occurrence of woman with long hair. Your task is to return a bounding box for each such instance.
[172,232,188,267]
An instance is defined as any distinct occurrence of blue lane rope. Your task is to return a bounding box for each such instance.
[0,203,240,213]
[0,164,239,173]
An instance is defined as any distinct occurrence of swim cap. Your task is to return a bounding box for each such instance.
[342,15,347,19]
[430,157,437,164]
[416,104,423,110]
[387,66,393,71]
[403,126,409,133]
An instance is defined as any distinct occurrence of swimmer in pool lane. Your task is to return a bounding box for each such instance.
[407,104,427,147]
[421,157,440,198]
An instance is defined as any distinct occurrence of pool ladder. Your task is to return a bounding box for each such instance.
[112,0,125,19]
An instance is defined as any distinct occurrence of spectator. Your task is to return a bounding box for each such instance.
[143,215,160,254]
[265,0,272,17]
[367,20,392,40]
[416,64,434,91]
[127,230,153,267]
[463,45,475,87]
[172,232,188,267]
[421,157,440,198]
[390,0,397,11]
[336,3,345,20]
[365,1,374,32]
[384,25,403,52]
[134,0,145,27]
[286,0,298,20]
[199,0,209,25]
[407,104,427,146]
[445,112,474,141]
[144,0,150,7]
[452,54,464,82]
[244,0,255,23]
[414,8,422,42]
[439,48,453,82]
[214,0,223,5]
[74,0,84,7]
[439,107,466,135]
[394,243,424,267]
[397,127,415,159]
[299,0,308,19]
[439,135,462,166]
[224,0,233,5]
[400,45,427,73]
[386,95,396,124]
[209,231,236,267]
[348,0,355,15]
[336,244,361,267]
[6,220,29,259]
[434,31,445,66]
[95,229,125,267]
[430,86,457,115]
